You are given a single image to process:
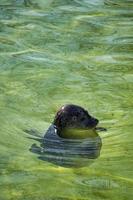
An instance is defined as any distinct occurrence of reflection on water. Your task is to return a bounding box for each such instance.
[28,125,102,167]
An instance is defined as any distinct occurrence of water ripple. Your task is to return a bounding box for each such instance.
[28,125,102,167]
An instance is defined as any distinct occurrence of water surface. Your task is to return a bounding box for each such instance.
[0,0,133,200]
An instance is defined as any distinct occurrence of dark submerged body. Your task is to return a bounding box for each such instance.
[42,124,102,167]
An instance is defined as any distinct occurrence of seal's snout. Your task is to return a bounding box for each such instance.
[89,117,99,127]
[87,117,99,128]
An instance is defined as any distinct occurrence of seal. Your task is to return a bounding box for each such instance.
[27,105,104,167]
[52,104,99,138]
[41,105,102,167]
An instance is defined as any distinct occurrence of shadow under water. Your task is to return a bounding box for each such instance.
[26,125,102,168]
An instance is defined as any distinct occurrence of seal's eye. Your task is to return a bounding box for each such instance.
[72,116,77,121]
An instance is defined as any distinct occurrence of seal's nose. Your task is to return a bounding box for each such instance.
[91,118,99,126]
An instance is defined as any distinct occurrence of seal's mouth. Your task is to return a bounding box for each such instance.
[87,119,107,132]
[95,127,107,131]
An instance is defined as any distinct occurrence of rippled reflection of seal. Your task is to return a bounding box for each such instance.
[28,105,103,167]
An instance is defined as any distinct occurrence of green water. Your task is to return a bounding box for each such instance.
[0,0,133,199]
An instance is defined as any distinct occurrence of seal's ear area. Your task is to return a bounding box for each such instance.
[53,110,62,127]
[60,114,67,129]
[53,110,67,130]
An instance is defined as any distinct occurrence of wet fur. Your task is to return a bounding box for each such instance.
[53,104,99,137]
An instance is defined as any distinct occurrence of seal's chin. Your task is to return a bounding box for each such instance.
[58,128,99,139]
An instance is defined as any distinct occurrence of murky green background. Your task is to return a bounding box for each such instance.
[0,0,133,200]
